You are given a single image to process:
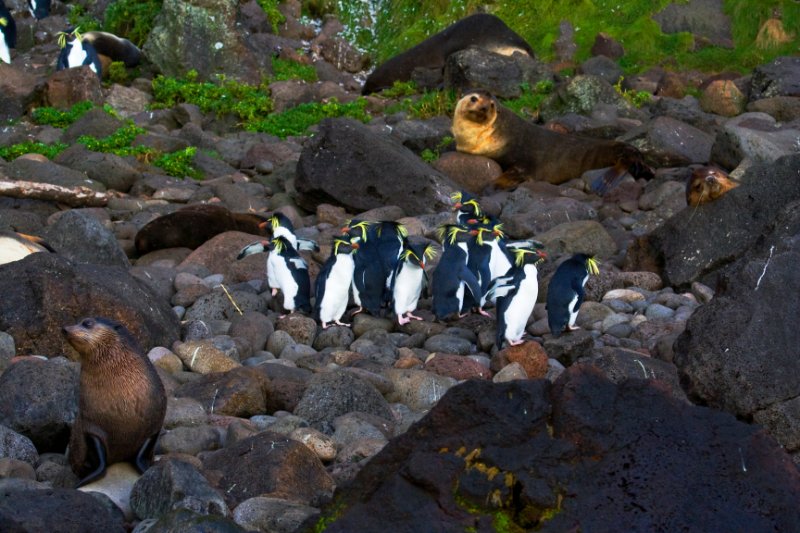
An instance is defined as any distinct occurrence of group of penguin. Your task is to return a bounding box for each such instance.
[0,0,141,77]
[238,193,601,348]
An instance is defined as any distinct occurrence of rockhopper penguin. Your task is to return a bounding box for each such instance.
[391,241,436,325]
[0,2,16,64]
[431,224,486,321]
[315,235,358,329]
[546,253,599,337]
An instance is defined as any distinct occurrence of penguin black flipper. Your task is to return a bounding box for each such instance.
[296,237,320,252]
[482,274,515,307]
[237,241,267,260]
[287,255,312,313]
[459,264,483,304]
[313,254,335,321]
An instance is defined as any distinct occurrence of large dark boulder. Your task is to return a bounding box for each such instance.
[625,154,800,288]
[749,55,800,101]
[0,487,125,532]
[0,253,180,355]
[295,118,457,215]
[443,46,551,99]
[307,367,800,532]
[652,0,733,48]
[674,198,800,460]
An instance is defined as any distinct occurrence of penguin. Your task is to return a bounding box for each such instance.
[484,246,547,347]
[82,31,143,67]
[451,191,484,226]
[340,219,386,317]
[263,212,319,252]
[56,28,103,79]
[431,224,486,321]
[0,230,55,266]
[373,220,408,305]
[266,236,312,315]
[314,235,358,329]
[28,0,50,20]
[0,2,16,65]
[546,253,600,337]
[391,241,436,325]
[462,225,493,314]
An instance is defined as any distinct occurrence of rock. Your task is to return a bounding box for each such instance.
[157,425,221,456]
[174,367,272,417]
[0,359,78,453]
[384,369,458,412]
[143,0,269,84]
[313,326,354,350]
[700,79,746,117]
[294,370,392,434]
[749,56,800,101]
[133,509,247,532]
[579,55,623,85]
[638,180,685,212]
[619,116,714,167]
[540,75,642,122]
[710,112,800,170]
[652,0,733,48]
[295,118,457,215]
[164,397,208,429]
[625,154,800,288]
[78,462,141,521]
[500,192,597,236]
[537,220,617,258]
[495,341,549,378]
[674,199,800,458]
[444,46,551,99]
[423,334,474,355]
[0,64,39,121]
[424,354,491,380]
[54,145,140,193]
[228,311,273,353]
[233,496,320,533]
[432,152,502,195]
[590,347,687,401]
[43,66,104,108]
[0,253,179,355]
[105,84,153,119]
[747,96,800,122]
[312,367,800,532]
[542,329,594,366]
[130,458,228,520]
[290,427,337,462]
[0,425,39,465]
[5,157,103,191]
[0,458,36,480]
[42,210,130,268]
[0,486,125,532]
[492,361,528,382]
[202,431,334,507]
[174,341,240,374]
[591,32,624,59]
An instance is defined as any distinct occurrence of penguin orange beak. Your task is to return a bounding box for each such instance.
[351,241,359,249]
[467,219,479,225]
[258,221,268,230]
[537,250,547,259]
[453,202,463,210]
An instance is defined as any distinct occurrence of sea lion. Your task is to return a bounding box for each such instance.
[686,166,739,206]
[63,317,166,487]
[452,90,652,191]
[82,31,143,67]
[134,204,269,255]
[363,13,533,94]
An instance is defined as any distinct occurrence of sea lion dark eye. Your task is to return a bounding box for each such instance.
[82,319,95,328]
[470,95,478,103]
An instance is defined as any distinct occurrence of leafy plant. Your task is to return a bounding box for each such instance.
[0,141,68,161]
[66,4,102,32]
[104,0,162,47]
[107,61,129,85]
[272,58,318,82]
[613,77,652,108]
[385,89,458,120]
[247,98,371,138]
[77,123,149,156]
[379,80,419,98]
[501,79,554,118]
[257,0,286,33]
[153,147,201,179]
[31,102,95,128]
[421,135,454,162]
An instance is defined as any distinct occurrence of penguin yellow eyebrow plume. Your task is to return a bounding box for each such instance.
[586,256,600,276]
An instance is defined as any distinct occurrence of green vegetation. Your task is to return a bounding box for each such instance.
[421,135,454,163]
[76,123,148,156]
[613,77,652,108]
[0,141,68,161]
[385,89,458,120]
[153,147,202,179]
[379,80,419,98]
[501,80,554,118]
[104,0,162,47]
[31,102,96,128]
[271,58,318,82]
[257,0,286,33]
[107,61,130,85]
[247,98,371,138]
[339,0,800,74]
[66,5,102,32]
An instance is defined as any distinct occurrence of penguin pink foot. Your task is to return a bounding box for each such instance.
[406,312,423,321]
[271,288,279,297]
[334,320,350,327]
[398,314,411,325]
[477,308,492,318]
[351,306,363,316]
[508,338,525,346]
[567,325,581,331]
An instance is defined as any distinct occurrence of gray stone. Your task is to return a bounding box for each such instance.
[232,497,320,533]
[42,210,130,267]
[710,112,800,169]
[0,425,39,465]
[423,334,474,355]
[620,116,714,167]
[384,369,458,412]
[750,56,800,101]
[156,426,221,456]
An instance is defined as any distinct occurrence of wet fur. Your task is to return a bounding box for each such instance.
[453,91,649,188]
[64,317,166,482]
[686,166,739,206]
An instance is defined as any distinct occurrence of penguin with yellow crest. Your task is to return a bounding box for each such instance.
[546,253,600,337]
[315,235,359,329]
[391,241,436,325]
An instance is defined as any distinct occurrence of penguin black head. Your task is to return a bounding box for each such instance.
[401,242,437,268]
[436,224,471,247]
[268,212,295,233]
[331,235,358,255]
[451,191,483,224]
[28,0,50,20]
[341,219,371,241]
[512,245,547,267]
[375,220,408,239]
[0,3,15,64]
[572,253,600,276]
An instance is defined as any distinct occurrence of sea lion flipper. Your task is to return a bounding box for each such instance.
[590,163,629,196]
[76,433,108,488]
[134,433,159,474]
[493,167,527,190]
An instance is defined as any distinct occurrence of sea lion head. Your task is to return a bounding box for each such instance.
[686,166,739,206]
[455,90,497,125]
[63,317,140,363]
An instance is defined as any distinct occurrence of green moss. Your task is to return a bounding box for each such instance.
[272,58,318,82]
[257,0,286,33]
[379,80,419,98]
[107,61,130,84]
[66,5,102,32]
[77,123,148,156]
[31,102,96,128]
[151,70,273,120]
[501,80,554,118]
[153,147,202,178]
[385,89,458,119]
[104,0,162,47]
[0,141,68,161]
[339,0,800,74]
[613,76,652,108]
[247,98,371,138]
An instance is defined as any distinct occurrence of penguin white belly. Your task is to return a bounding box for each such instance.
[502,270,538,342]
[268,254,298,310]
[266,252,280,289]
[488,241,511,279]
[351,272,362,306]
[393,266,422,315]
[67,41,90,70]
[273,227,297,249]
[0,35,9,64]
[568,273,588,327]
[456,282,465,310]
[319,256,354,322]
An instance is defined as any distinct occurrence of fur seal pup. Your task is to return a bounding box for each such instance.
[134,204,269,255]
[63,317,166,487]
[363,13,533,94]
[686,166,739,206]
[82,31,143,67]
[452,90,652,191]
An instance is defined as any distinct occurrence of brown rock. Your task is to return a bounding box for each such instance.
[174,367,273,418]
[425,354,492,380]
[432,152,502,195]
[498,341,549,378]
[43,66,104,109]
[0,64,41,121]
[700,80,745,117]
[655,71,686,98]
[276,314,317,346]
[173,340,241,374]
[591,32,624,59]
[179,231,265,281]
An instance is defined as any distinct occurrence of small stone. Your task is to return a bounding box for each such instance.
[603,289,646,302]
[384,369,457,412]
[290,427,337,462]
[423,334,474,355]
[148,346,184,373]
[691,281,715,304]
[645,303,675,320]
[492,362,528,382]
[424,354,492,380]
[276,314,318,346]
[497,341,549,379]
[232,496,320,533]
[173,340,240,374]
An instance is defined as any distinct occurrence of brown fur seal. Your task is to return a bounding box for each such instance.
[63,317,166,487]
[686,166,739,206]
[363,13,533,94]
[0,231,54,265]
[452,90,652,191]
[134,204,269,255]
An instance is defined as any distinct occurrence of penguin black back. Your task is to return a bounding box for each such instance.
[57,29,103,78]
[0,2,15,64]
[546,254,598,337]
[28,0,50,20]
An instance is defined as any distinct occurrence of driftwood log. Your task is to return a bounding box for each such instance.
[0,179,115,207]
